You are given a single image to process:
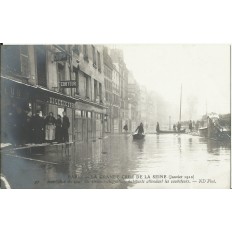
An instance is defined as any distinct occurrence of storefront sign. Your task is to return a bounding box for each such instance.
[49,97,74,108]
[54,52,68,62]
[60,80,77,88]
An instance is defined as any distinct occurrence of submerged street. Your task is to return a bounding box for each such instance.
[1,134,230,189]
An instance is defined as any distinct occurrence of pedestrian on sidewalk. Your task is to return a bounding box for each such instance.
[45,112,56,143]
[32,110,44,144]
[55,115,63,143]
[62,111,70,143]
[22,107,33,145]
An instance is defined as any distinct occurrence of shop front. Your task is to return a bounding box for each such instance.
[1,76,36,144]
[34,88,76,142]
[74,100,106,142]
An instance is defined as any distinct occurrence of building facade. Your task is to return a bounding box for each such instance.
[1,45,106,144]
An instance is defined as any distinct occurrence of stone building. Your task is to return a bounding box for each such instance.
[102,47,114,133]
[1,45,106,143]
[128,71,140,132]
[110,48,129,132]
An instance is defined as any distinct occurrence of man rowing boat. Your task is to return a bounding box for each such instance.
[135,123,144,135]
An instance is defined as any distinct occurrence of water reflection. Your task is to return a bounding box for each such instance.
[133,139,145,152]
[60,134,229,188]
[2,134,230,188]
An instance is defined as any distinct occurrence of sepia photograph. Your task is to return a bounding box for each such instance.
[2,2,232,232]
[0,44,231,189]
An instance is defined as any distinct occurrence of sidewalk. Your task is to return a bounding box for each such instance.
[0,141,74,153]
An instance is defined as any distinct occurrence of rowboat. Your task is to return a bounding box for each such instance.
[133,133,145,140]
[157,129,186,134]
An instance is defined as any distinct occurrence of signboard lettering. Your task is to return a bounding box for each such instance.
[60,80,77,88]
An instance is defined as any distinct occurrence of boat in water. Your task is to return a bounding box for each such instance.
[199,113,231,141]
[133,133,145,140]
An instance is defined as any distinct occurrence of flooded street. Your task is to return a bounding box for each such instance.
[1,134,231,189]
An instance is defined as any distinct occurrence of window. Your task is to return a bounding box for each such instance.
[94,79,98,101]
[81,110,86,117]
[97,51,101,72]
[87,111,92,118]
[84,74,90,98]
[20,46,29,77]
[74,69,79,95]
[73,45,80,55]
[57,63,65,93]
[92,45,97,68]
[36,45,47,87]
[99,83,102,102]
[75,110,82,118]
[83,45,88,61]
[1,45,29,78]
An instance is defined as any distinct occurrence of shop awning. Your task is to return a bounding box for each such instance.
[1,75,108,109]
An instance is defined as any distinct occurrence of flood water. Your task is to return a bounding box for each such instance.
[1,134,231,189]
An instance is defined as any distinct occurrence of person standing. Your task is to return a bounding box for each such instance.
[173,124,176,131]
[15,105,25,146]
[123,124,128,133]
[55,115,63,143]
[156,122,160,133]
[177,121,181,132]
[189,120,193,132]
[62,111,70,142]
[45,112,56,143]
[32,110,44,144]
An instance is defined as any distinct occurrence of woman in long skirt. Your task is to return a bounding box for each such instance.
[45,112,56,142]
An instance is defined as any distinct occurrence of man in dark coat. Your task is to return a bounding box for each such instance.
[32,110,45,144]
[62,111,70,142]
[123,124,128,133]
[156,122,160,133]
[189,120,193,132]
[135,123,144,135]
[55,115,63,143]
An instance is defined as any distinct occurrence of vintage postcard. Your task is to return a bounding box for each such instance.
[0,44,231,189]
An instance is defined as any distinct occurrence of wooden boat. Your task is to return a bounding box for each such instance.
[199,127,208,137]
[133,133,145,140]
[157,129,186,134]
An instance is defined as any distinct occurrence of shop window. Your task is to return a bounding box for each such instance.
[81,110,86,117]
[75,109,81,118]
[87,111,92,118]
[36,102,47,117]
[58,107,65,117]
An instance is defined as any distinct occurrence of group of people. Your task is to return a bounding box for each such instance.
[173,122,182,132]
[2,103,70,146]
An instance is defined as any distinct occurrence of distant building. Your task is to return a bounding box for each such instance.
[110,48,129,133]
